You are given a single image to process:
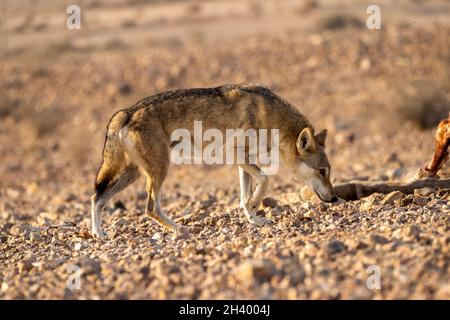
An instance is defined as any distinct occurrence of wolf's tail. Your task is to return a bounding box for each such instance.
[94,110,131,196]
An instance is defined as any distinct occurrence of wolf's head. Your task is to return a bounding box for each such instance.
[294,127,338,203]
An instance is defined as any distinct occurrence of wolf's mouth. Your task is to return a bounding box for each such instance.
[313,189,326,202]
[313,189,338,203]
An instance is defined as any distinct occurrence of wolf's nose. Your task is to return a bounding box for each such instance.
[330,196,338,203]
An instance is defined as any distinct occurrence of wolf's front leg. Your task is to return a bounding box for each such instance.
[239,166,252,209]
[240,164,269,209]
[238,165,272,226]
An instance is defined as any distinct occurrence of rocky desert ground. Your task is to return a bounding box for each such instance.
[0,0,449,299]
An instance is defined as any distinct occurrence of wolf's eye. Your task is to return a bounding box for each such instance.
[319,169,327,176]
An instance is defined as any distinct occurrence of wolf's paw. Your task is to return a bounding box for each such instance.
[250,216,273,226]
[92,229,107,239]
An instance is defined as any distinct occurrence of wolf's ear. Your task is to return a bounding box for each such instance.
[297,127,315,153]
[315,129,327,147]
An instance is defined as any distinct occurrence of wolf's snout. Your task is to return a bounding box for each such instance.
[321,195,338,203]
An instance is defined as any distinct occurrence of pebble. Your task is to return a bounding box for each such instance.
[405,224,422,238]
[152,232,164,240]
[326,240,347,254]
[360,193,382,211]
[413,196,428,206]
[262,197,277,208]
[382,191,405,205]
[236,259,276,284]
[370,234,389,245]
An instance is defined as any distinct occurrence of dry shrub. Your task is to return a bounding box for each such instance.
[318,14,364,31]
[393,81,450,129]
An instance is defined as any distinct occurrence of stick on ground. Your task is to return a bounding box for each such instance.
[333,178,450,200]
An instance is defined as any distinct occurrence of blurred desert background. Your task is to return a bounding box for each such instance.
[0,0,449,299]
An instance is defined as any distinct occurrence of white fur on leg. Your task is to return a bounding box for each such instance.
[91,194,106,238]
[239,167,252,209]
[241,195,272,226]
[148,191,181,233]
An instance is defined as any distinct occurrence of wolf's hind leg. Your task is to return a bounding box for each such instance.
[145,173,181,233]
[91,165,140,238]
[238,164,271,226]
[131,133,181,234]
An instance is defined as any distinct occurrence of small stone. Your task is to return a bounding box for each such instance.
[267,207,282,219]
[1,282,9,292]
[413,196,428,206]
[236,259,276,284]
[382,191,405,205]
[262,197,277,208]
[152,232,164,240]
[113,217,129,227]
[113,201,127,211]
[356,241,369,250]
[6,188,20,199]
[18,259,34,273]
[77,257,101,275]
[304,210,317,218]
[172,230,190,241]
[360,58,371,70]
[118,82,132,95]
[74,243,82,251]
[405,224,422,238]
[9,224,31,236]
[326,240,347,254]
[360,193,382,211]
[303,243,318,256]
[200,194,217,208]
[386,152,399,163]
[370,234,389,245]
[243,246,254,257]
[260,226,272,236]
[278,192,303,205]
[414,187,434,197]
[77,229,91,239]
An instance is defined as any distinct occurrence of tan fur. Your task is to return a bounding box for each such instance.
[91,83,336,238]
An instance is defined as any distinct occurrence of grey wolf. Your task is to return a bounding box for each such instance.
[91,83,337,238]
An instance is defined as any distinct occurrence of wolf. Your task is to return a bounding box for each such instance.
[91,84,337,238]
